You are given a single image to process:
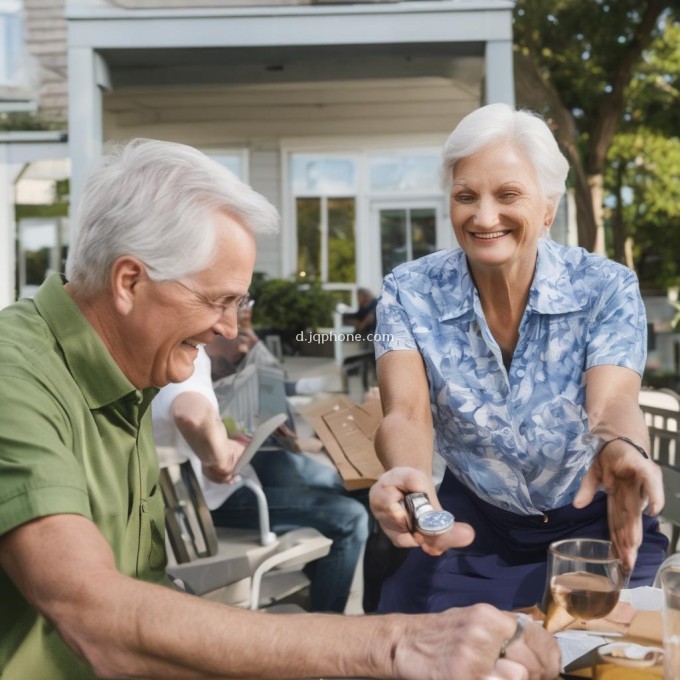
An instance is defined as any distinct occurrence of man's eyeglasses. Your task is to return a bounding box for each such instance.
[172,279,251,316]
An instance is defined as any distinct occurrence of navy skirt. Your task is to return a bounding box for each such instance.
[378,468,668,614]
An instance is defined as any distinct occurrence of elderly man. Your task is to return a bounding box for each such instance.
[0,138,560,679]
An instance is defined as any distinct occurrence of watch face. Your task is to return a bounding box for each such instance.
[416,510,454,535]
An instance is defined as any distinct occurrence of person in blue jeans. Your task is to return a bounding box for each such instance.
[211,447,369,613]
[204,308,373,612]
[153,346,369,614]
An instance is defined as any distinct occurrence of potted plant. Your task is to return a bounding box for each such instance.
[250,274,334,356]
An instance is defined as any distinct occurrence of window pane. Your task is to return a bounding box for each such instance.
[292,156,356,195]
[411,208,437,260]
[369,154,440,193]
[0,5,23,86]
[18,220,58,297]
[380,209,407,275]
[327,198,355,283]
[296,198,321,279]
[209,154,243,179]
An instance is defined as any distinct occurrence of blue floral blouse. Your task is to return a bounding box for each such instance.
[375,238,647,514]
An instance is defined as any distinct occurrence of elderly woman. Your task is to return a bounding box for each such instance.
[370,103,668,614]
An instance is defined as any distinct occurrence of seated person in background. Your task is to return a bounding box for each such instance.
[153,345,370,614]
[344,287,377,338]
[207,304,328,395]
[0,137,560,680]
[370,103,667,617]
[206,307,327,452]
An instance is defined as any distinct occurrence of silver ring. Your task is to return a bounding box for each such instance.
[498,613,527,659]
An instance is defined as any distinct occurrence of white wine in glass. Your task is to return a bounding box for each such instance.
[543,538,624,631]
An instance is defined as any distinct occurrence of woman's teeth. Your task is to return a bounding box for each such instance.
[473,231,508,239]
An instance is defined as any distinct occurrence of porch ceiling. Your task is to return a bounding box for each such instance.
[99,41,484,90]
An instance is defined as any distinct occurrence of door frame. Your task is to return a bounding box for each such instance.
[368,199,448,287]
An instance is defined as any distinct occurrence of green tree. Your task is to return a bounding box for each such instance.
[514,0,672,252]
[604,19,680,281]
[607,130,680,289]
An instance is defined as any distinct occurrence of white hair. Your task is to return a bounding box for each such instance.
[66,138,280,293]
[441,103,569,208]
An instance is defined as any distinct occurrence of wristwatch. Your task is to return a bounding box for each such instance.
[404,492,455,535]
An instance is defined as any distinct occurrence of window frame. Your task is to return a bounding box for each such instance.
[0,1,24,89]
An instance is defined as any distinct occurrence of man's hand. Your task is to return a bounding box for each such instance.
[369,466,475,556]
[573,441,664,573]
[392,605,561,680]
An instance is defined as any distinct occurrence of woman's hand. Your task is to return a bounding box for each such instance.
[369,466,475,556]
[573,440,664,573]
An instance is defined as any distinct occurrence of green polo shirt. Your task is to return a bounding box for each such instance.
[0,274,167,679]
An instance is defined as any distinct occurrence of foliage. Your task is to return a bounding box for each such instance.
[295,196,357,283]
[15,202,69,219]
[0,111,64,132]
[606,129,680,289]
[513,0,673,251]
[624,18,680,139]
[603,15,680,284]
[249,275,335,335]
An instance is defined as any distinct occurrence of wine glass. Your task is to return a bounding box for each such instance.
[543,538,624,632]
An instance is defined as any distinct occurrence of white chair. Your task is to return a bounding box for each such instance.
[639,389,680,554]
[159,454,331,610]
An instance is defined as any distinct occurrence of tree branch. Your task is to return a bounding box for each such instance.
[514,51,599,250]
[589,0,666,173]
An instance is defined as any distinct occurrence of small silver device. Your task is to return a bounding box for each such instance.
[404,492,455,535]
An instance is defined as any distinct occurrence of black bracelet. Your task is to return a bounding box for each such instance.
[600,435,649,460]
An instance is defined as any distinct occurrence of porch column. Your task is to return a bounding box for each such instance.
[0,146,20,308]
[68,48,110,214]
[485,39,515,107]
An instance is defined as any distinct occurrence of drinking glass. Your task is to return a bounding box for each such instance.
[543,538,624,631]
[661,568,680,679]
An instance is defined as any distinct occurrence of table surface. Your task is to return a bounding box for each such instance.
[560,633,664,679]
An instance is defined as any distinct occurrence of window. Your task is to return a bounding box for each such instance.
[0,1,23,87]
[292,156,355,195]
[204,150,248,182]
[287,148,447,296]
[379,206,437,275]
[16,218,65,299]
[369,153,440,193]
[292,155,356,284]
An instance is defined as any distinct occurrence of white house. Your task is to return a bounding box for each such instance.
[3,0,518,307]
[1,0,69,306]
[63,0,517,305]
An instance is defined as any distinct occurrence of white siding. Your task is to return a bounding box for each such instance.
[24,0,68,123]
[103,78,477,280]
[250,144,284,277]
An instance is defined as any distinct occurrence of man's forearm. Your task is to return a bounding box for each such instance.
[1,513,395,680]
[68,575,396,679]
[175,411,227,466]
[172,392,229,467]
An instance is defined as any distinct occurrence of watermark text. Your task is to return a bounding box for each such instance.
[296,331,393,344]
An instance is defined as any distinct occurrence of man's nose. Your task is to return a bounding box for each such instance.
[213,310,238,339]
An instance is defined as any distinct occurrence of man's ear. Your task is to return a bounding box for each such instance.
[110,257,146,315]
